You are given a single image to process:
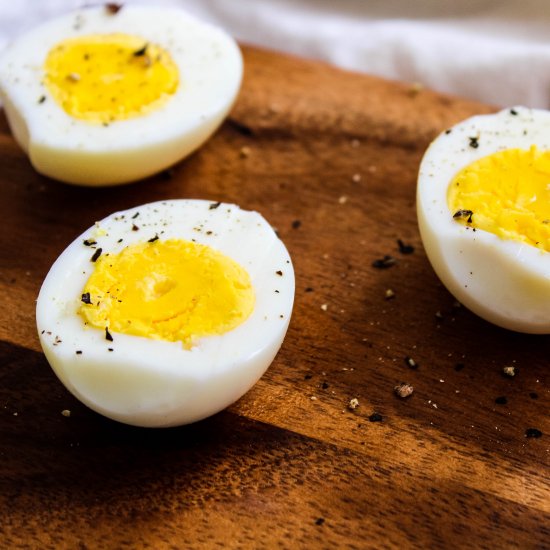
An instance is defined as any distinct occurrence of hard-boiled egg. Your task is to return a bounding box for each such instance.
[36,200,294,427]
[417,107,550,333]
[0,5,242,185]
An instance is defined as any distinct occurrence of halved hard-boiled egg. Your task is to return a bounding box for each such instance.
[36,200,294,427]
[417,107,550,333]
[0,5,242,185]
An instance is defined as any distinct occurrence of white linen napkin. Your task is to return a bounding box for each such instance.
[1,0,550,107]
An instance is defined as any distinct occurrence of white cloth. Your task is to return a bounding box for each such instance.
[1,0,550,107]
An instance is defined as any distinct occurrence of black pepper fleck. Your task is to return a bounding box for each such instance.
[368,412,383,422]
[132,212,140,219]
[161,168,175,180]
[209,202,221,210]
[469,136,479,149]
[105,3,123,14]
[133,43,148,57]
[397,239,414,254]
[91,248,102,262]
[132,224,139,231]
[105,327,114,342]
[83,239,97,246]
[276,270,283,276]
[453,209,474,223]
[81,292,92,304]
[75,350,83,355]
[372,255,396,269]
[315,518,325,526]
[148,235,159,243]
[38,95,46,104]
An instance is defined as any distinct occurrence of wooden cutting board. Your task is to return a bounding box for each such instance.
[0,45,548,549]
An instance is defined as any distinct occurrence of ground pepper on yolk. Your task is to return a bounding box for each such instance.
[44,33,179,124]
[448,146,550,252]
[79,239,255,348]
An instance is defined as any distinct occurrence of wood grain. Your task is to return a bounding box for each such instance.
[0,46,548,549]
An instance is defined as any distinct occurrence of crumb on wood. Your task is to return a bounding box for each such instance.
[503,366,516,377]
[394,382,414,398]
[408,81,424,96]
[348,398,359,410]
[240,146,251,158]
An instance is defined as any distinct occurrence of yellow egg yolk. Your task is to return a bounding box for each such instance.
[44,33,179,124]
[448,146,550,252]
[79,239,255,347]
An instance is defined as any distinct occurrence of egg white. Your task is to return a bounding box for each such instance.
[0,6,242,185]
[36,200,295,427]
[417,107,550,333]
